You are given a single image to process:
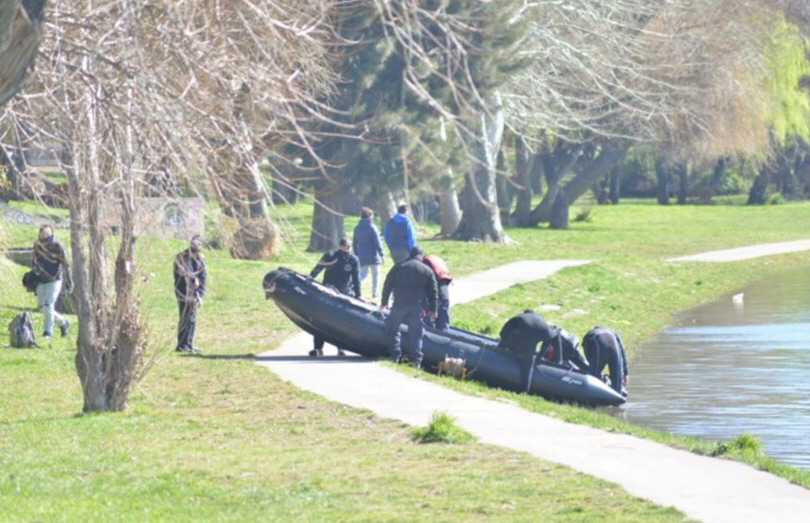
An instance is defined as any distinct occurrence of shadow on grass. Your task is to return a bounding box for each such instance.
[254,354,373,363]
[179,353,256,360]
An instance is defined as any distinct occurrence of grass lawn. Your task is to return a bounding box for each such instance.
[2,198,809,520]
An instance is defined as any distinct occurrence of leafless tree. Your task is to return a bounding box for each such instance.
[4,0,337,412]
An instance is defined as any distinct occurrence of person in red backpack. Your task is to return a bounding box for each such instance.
[422,252,452,331]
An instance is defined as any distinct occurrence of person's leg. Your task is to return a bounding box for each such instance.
[386,307,405,362]
[177,300,189,349]
[310,335,325,356]
[606,346,623,394]
[36,284,48,335]
[405,307,424,369]
[359,265,369,282]
[48,280,68,332]
[186,300,198,350]
[370,264,380,298]
[38,281,61,336]
[436,296,450,331]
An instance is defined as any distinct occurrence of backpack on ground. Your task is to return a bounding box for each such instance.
[8,311,37,348]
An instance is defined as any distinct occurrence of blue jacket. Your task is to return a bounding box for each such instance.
[352,217,384,265]
[383,213,416,251]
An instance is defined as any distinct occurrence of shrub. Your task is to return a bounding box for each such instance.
[411,412,475,444]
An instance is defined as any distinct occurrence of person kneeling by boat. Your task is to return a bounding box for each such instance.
[497,310,560,392]
[539,327,589,371]
[309,238,361,357]
[379,246,438,369]
[582,326,629,397]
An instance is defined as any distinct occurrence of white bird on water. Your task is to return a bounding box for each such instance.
[732,292,744,307]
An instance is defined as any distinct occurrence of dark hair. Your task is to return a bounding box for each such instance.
[397,204,407,214]
[410,246,424,257]
[339,238,350,248]
[360,207,373,219]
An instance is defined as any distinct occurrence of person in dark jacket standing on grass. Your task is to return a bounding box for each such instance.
[383,204,416,265]
[422,253,452,331]
[309,238,361,357]
[380,246,437,369]
[498,310,559,392]
[174,235,206,353]
[352,207,384,299]
[32,224,70,339]
[582,326,629,396]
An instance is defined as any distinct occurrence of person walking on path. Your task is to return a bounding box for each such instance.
[32,224,70,339]
[382,204,416,265]
[582,326,629,396]
[309,238,361,357]
[352,207,384,299]
[498,310,559,392]
[174,235,206,353]
[380,246,437,369]
[421,253,452,331]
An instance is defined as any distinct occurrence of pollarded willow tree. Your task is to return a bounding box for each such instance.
[5,0,337,412]
[501,0,809,226]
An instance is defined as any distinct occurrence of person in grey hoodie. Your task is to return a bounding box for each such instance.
[352,207,384,298]
[382,204,416,264]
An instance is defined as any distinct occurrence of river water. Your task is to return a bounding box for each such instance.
[619,265,810,469]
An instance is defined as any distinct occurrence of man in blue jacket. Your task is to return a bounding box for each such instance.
[383,204,416,264]
[352,207,384,299]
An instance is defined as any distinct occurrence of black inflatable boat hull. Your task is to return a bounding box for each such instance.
[264,268,625,406]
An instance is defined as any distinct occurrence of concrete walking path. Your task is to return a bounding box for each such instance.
[668,239,810,262]
[257,251,810,522]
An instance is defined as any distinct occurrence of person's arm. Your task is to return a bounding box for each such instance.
[310,253,330,279]
[406,219,417,249]
[372,225,384,258]
[380,266,395,308]
[196,258,206,298]
[426,271,438,317]
[351,257,361,298]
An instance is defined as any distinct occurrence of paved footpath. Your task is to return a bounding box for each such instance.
[257,248,810,522]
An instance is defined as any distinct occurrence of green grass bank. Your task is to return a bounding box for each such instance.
[1,200,809,520]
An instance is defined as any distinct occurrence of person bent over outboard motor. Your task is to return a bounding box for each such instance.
[497,310,559,392]
[539,327,589,372]
[582,326,629,397]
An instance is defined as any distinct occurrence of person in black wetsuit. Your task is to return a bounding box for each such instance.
[308,238,361,357]
[497,310,560,392]
[582,326,629,396]
[379,246,437,369]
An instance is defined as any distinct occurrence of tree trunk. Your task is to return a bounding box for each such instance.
[706,157,728,202]
[676,162,689,204]
[0,0,45,108]
[308,179,345,252]
[529,143,583,225]
[529,151,544,194]
[511,135,533,226]
[454,96,506,242]
[655,157,670,205]
[747,170,770,204]
[438,187,461,237]
[608,165,621,204]
[495,148,511,226]
[549,189,569,229]
[561,143,628,205]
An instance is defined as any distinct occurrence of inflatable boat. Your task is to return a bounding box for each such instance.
[263,267,625,406]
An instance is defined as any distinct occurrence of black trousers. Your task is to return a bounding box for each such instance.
[386,304,424,366]
[584,341,625,394]
[177,300,198,349]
